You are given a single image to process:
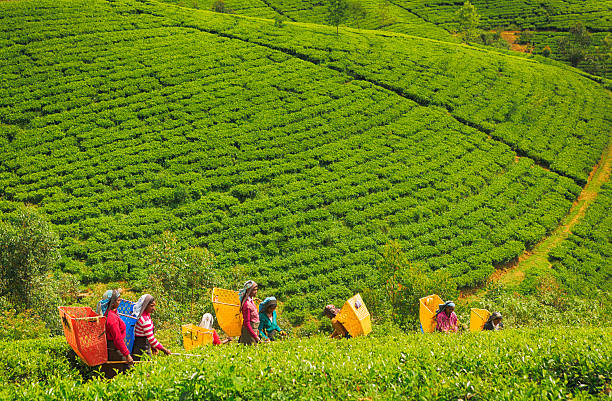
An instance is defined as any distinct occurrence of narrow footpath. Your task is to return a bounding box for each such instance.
[462,136,612,303]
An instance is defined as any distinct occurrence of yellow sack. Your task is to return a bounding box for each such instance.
[337,293,372,338]
[419,294,443,333]
[181,324,213,351]
[469,308,491,332]
[211,287,261,337]
[211,288,242,337]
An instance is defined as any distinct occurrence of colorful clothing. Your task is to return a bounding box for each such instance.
[212,330,221,345]
[259,310,282,341]
[436,311,458,333]
[101,309,130,379]
[239,297,260,344]
[106,309,130,357]
[134,312,163,350]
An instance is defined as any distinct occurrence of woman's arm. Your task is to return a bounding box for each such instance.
[138,316,166,352]
[271,312,282,332]
[258,313,270,340]
[243,305,259,341]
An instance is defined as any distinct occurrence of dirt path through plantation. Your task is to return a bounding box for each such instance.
[499,137,611,285]
[461,136,612,301]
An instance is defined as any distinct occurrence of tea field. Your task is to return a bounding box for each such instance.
[1,0,611,320]
[169,0,612,77]
[401,0,612,32]
[0,327,610,400]
[549,182,612,294]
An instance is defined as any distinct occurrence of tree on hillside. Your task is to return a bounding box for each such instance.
[144,231,218,324]
[375,240,458,329]
[327,0,349,35]
[457,1,480,43]
[0,206,60,308]
[558,21,592,67]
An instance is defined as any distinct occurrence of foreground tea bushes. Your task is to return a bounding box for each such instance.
[0,337,79,386]
[1,328,610,400]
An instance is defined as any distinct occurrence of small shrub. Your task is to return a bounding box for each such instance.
[0,309,49,341]
[274,14,285,28]
[212,0,232,13]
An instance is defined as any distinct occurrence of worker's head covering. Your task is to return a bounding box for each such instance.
[259,296,277,313]
[133,294,154,319]
[199,313,214,329]
[97,289,121,316]
[323,304,340,318]
[488,312,502,323]
[238,280,257,303]
[436,301,455,315]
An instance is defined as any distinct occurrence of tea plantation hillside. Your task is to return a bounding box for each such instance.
[176,0,612,76]
[162,0,453,38]
[402,0,612,32]
[401,0,612,77]
[0,0,611,320]
[549,182,612,294]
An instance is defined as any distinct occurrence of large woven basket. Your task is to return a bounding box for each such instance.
[211,287,261,337]
[58,306,107,366]
[337,293,371,338]
[181,324,214,351]
[419,294,443,333]
[212,287,243,337]
[469,308,491,332]
[116,299,137,352]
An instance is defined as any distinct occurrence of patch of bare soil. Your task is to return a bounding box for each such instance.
[500,31,531,53]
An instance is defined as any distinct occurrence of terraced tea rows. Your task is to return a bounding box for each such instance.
[550,182,612,293]
[161,3,612,183]
[0,0,609,320]
[401,0,612,31]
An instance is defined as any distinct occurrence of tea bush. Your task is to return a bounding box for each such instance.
[0,337,83,386]
[1,328,610,399]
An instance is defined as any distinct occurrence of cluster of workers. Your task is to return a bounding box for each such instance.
[97,281,289,378]
[97,284,503,379]
[435,301,503,332]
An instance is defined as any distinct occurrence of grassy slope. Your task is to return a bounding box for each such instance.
[0,0,610,320]
[1,328,611,400]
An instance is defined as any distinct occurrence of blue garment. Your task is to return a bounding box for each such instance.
[258,296,277,313]
[238,280,257,303]
[258,310,282,340]
[98,290,114,315]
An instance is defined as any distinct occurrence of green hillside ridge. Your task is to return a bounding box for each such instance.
[403,0,612,31]
[163,0,453,39]
[0,0,611,322]
[171,0,611,77]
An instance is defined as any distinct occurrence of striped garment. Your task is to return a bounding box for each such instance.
[134,312,163,350]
